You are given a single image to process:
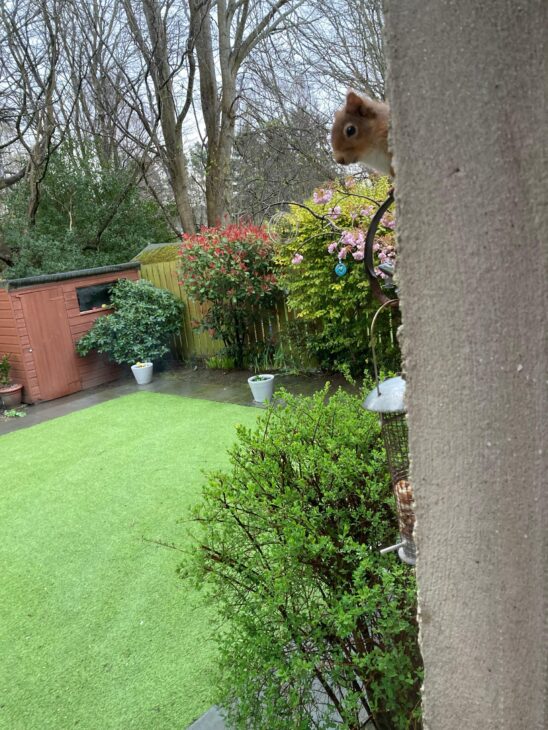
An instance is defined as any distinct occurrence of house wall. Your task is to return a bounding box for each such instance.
[383,1,546,727]
[3,268,140,403]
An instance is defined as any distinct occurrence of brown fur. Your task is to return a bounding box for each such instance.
[331,91,393,176]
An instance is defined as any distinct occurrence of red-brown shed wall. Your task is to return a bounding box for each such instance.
[2,268,140,404]
[0,288,28,395]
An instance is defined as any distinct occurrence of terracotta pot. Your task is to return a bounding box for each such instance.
[0,383,23,408]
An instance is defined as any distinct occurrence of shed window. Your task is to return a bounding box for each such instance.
[76,281,117,312]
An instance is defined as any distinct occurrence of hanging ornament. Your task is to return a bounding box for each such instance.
[334,262,347,277]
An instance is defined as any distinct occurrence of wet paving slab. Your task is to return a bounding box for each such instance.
[0,365,360,436]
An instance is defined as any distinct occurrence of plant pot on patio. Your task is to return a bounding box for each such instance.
[247,374,275,403]
[131,362,153,385]
[0,353,23,408]
[0,382,23,408]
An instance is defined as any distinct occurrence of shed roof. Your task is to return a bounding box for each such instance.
[133,242,180,264]
[1,262,141,291]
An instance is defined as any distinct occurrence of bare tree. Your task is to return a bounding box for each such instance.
[216,0,385,219]
[118,0,196,232]
[57,0,128,169]
[0,0,66,223]
[189,0,306,225]
[297,0,385,100]
[0,0,386,247]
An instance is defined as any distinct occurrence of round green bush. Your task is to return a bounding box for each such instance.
[76,278,183,365]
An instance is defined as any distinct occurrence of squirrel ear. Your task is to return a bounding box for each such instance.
[346,90,376,118]
[345,91,363,113]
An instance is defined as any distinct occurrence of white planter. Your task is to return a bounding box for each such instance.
[131,362,153,385]
[247,373,275,403]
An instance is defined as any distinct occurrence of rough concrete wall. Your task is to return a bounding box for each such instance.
[382,2,546,727]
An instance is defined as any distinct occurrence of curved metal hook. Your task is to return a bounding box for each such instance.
[370,298,399,394]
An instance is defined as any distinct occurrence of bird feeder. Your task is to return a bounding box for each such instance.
[363,302,416,565]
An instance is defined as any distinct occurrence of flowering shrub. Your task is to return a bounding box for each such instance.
[276,178,400,375]
[178,223,280,367]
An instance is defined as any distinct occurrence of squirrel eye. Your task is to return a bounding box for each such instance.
[345,125,357,138]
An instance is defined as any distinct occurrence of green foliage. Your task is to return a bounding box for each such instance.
[178,223,280,368]
[186,387,423,730]
[0,353,12,386]
[76,278,183,365]
[2,145,172,278]
[276,179,401,376]
[205,354,237,370]
[2,408,26,418]
[3,231,105,279]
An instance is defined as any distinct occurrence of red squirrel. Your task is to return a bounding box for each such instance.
[331,91,393,177]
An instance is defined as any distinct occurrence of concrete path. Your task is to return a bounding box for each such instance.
[188,706,226,730]
[0,364,357,436]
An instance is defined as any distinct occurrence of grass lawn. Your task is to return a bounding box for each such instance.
[0,392,259,730]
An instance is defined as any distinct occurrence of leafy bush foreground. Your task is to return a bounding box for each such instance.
[184,387,422,729]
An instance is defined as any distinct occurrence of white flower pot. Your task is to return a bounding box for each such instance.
[131,362,153,385]
[247,374,275,403]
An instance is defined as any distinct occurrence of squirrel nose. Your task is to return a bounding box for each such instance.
[334,153,347,165]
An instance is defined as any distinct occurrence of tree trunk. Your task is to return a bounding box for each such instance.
[124,0,196,234]
[206,107,236,226]
[384,1,546,727]
[168,153,197,234]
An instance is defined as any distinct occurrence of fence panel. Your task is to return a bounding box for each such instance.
[141,260,288,361]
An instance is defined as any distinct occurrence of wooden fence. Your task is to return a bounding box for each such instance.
[140,259,397,371]
[140,260,298,363]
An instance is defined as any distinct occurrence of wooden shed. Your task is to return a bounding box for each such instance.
[0,262,140,404]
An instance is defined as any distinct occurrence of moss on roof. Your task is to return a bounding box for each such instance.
[134,242,180,264]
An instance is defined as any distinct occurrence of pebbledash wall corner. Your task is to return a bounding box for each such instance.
[0,262,140,404]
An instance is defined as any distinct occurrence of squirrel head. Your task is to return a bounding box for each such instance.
[331,91,392,175]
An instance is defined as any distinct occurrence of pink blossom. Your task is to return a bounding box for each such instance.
[313,188,333,205]
[381,215,395,229]
[340,230,355,246]
[338,247,349,260]
[328,205,342,219]
[344,176,356,189]
[327,242,338,254]
[373,242,380,252]
[291,253,304,265]
[352,250,364,261]
[361,206,374,217]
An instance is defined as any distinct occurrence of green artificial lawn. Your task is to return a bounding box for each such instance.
[0,392,259,730]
